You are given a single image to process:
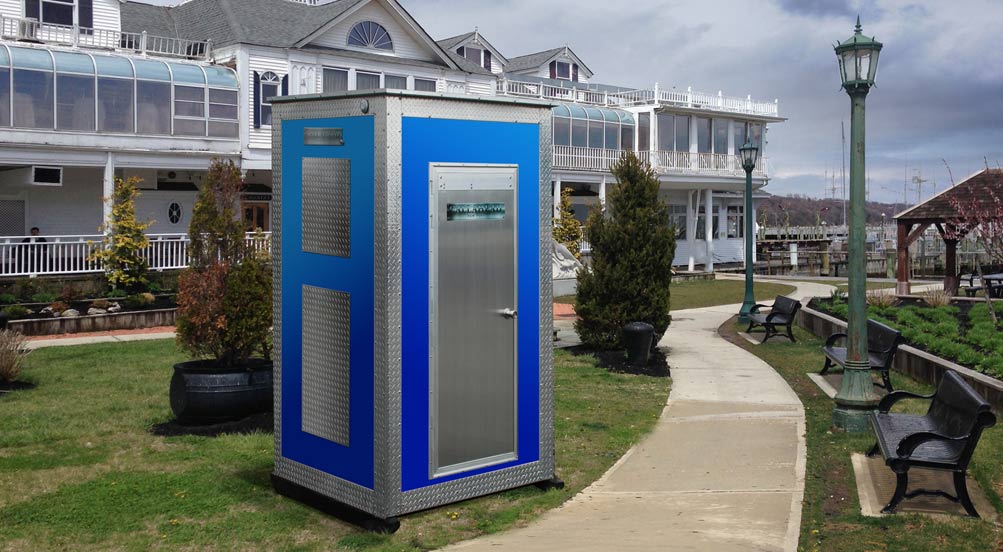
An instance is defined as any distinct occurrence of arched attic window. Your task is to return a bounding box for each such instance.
[347,21,393,51]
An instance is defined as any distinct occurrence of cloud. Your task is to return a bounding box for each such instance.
[775,0,855,17]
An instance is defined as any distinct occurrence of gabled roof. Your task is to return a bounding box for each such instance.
[437,30,509,66]
[121,0,465,72]
[505,46,593,78]
[895,168,1003,222]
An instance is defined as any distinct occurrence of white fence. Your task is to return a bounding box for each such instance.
[554,146,767,177]
[0,233,271,278]
[0,16,212,60]
[498,80,779,118]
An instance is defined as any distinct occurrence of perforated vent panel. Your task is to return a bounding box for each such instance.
[302,158,351,257]
[301,285,351,446]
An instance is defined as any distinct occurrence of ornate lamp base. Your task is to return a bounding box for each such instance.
[832,359,879,432]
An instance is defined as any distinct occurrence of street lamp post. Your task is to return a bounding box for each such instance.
[833,16,883,431]
[738,139,760,324]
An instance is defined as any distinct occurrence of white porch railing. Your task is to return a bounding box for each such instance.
[0,233,270,278]
[0,16,212,60]
[498,79,779,118]
[554,146,767,177]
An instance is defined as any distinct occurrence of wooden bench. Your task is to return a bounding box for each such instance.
[745,296,802,343]
[820,319,904,391]
[867,370,996,517]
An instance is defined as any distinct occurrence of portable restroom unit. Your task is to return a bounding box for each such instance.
[270,90,558,530]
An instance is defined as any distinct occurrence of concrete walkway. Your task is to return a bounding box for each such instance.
[25,327,175,350]
[448,280,835,552]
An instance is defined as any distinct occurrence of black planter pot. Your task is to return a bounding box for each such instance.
[170,359,273,425]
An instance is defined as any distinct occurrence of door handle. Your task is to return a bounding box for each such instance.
[498,308,518,319]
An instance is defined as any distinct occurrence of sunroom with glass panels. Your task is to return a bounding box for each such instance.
[552,104,635,151]
[0,45,239,139]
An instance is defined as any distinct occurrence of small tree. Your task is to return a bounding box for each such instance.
[945,167,1003,324]
[575,152,676,350]
[553,187,584,259]
[176,159,272,368]
[90,177,152,293]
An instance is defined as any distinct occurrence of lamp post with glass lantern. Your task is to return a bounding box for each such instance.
[737,138,760,324]
[833,16,883,431]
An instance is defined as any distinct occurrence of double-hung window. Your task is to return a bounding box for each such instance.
[258,71,280,127]
[323,68,348,93]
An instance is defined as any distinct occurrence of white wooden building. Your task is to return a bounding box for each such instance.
[0,0,783,277]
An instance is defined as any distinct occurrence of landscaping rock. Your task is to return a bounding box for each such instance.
[87,308,107,316]
[108,303,122,313]
[60,309,80,318]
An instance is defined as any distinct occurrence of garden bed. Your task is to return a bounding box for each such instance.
[797,302,1003,414]
[8,307,176,336]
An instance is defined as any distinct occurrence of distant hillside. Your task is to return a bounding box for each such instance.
[758,194,909,226]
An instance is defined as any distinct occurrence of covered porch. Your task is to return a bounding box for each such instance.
[552,172,764,271]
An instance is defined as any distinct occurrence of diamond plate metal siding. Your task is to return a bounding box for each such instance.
[274,94,553,518]
[301,285,352,446]
[302,157,351,258]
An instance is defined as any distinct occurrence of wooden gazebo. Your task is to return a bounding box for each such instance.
[894,168,1003,295]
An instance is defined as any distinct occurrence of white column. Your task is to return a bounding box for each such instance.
[553,179,561,221]
[102,153,115,233]
[689,116,699,170]
[705,188,714,273]
[687,190,697,272]
[599,176,607,210]
[751,200,758,264]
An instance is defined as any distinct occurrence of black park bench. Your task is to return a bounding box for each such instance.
[746,296,801,343]
[867,370,996,517]
[820,319,904,391]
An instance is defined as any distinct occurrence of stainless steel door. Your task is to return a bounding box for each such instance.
[429,164,518,478]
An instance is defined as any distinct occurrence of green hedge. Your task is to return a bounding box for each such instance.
[817,299,1003,377]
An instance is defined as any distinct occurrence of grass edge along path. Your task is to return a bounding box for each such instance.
[556,278,797,311]
[719,320,1003,552]
[0,340,668,551]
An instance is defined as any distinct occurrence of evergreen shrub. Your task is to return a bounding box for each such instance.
[574,152,676,350]
[89,177,152,293]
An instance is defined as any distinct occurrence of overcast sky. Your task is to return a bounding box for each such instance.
[142,0,1003,204]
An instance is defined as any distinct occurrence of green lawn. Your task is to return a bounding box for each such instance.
[793,279,898,291]
[0,341,668,551]
[720,322,1003,552]
[670,279,796,311]
[557,279,797,311]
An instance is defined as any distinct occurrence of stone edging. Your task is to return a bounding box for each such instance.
[8,308,176,337]
[797,303,1003,414]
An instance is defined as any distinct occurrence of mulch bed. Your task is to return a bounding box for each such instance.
[0,380,36,395]
[151,412,273,438]
[566,345,670,378]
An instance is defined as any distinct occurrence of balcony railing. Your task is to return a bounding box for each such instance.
[498,79,779,118]
[554,146,767,177]
[0,16,212,61]
[0,233,270,278]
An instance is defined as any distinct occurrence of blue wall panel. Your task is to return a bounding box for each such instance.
[400,117,542,492]
[280,116,375,489]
